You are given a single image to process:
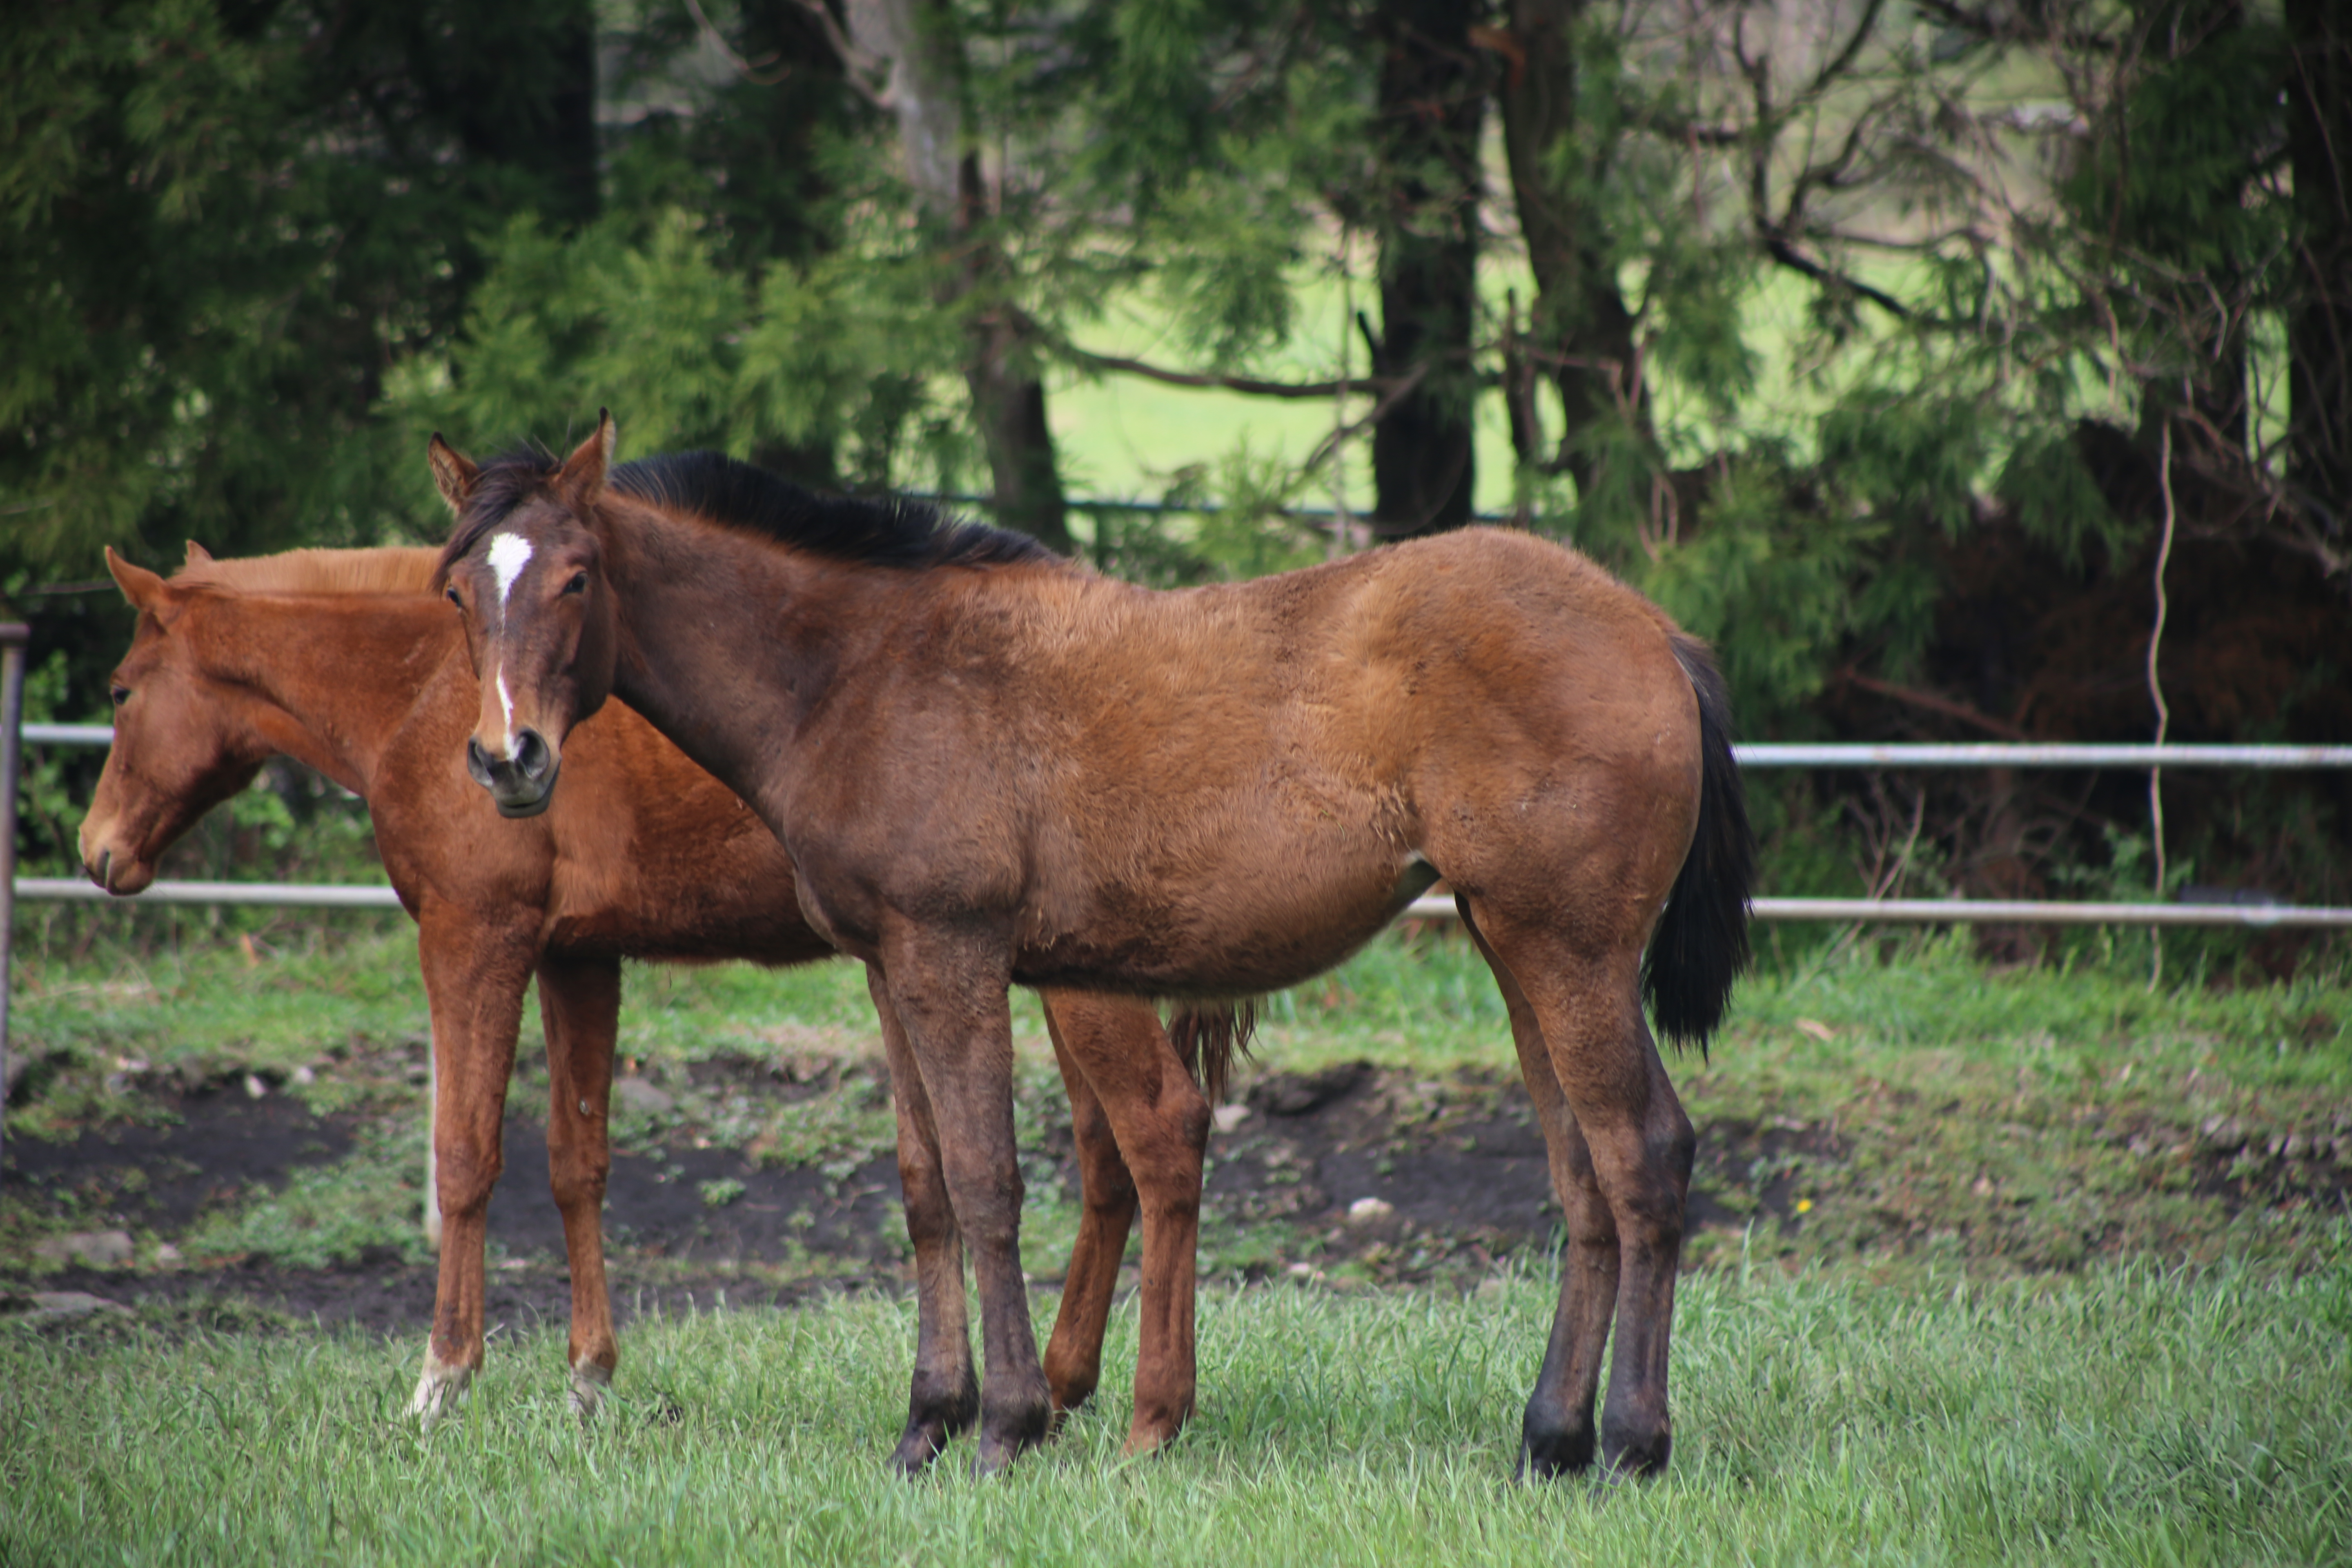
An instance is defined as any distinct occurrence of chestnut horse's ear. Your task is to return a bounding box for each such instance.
[105,546,171,615]
[427,434,480,514]
[183,541,213,566]
[555,409,616,505]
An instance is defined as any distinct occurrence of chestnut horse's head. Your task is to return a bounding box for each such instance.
[79,545,270,894]
[429,414,619,818]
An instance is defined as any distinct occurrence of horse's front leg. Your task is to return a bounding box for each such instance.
[866,966,979,1473]
[538,952,622,1418]
[876,932,1048,1475]
[410,915,537,1424]
[1039,990,1208,1457]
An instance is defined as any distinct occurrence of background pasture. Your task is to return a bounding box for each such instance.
[5,923,2350,1562]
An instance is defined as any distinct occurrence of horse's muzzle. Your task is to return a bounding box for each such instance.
[467,730,559,818]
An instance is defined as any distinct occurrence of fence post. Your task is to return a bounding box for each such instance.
[0,622,29,1186]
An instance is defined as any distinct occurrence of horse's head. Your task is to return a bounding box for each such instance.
[430,414,619,818]
[79,546,269,894]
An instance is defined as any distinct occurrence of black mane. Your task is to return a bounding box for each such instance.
[437,445,1056,579]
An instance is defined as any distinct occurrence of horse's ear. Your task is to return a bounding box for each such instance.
[105,547,171,615]
[556,410,616,505]
[427,434,480,514]
[183,541,213,566]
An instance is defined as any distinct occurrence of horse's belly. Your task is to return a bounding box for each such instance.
[1013,840,1429,997]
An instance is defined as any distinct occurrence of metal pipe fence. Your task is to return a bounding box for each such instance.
[8,725,2352,927]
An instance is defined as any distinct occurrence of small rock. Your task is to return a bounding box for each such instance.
[33,1230,136,1269]
[291,1065,316,1087]
[1212,1104,1250,1134]
[615,1076,675,1117]
[1347,1196,1395,1225]
[244,1073,268,1100]
[9,1292,131,1324]
[1285,1261,1316,1278]
[151,1244,184,1272]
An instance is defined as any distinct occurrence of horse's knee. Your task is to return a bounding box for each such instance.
[434,1129,503,1218]
[546,1133,609,1212]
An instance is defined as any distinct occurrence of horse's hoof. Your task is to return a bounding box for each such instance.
[409,1356,474,1427]
[971,1411,1051,1476]
[570,1361,613,1423]
[1516,1431,1596,1482]
[1597,1425,1672,1480]
[1119,1403,1191,1459]
[888,1423,949,1476]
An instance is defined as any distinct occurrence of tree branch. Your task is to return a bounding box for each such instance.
[1055,342,1397,399]
[1760,234,1914,319]
[1836,668,2030,739]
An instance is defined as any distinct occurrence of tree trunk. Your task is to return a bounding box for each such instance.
[2287,0,2352,546]
[847,0,1072,551]
[1494,0,1651,511]
[1363,0,1484,540]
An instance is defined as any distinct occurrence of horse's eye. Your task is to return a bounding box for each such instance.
[445,588,463,610]
[563,572,588,596]
[110,686,130,708]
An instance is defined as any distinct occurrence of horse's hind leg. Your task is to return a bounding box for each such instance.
[866,965,980,1474]
[1461,908,1619,1478]
[1039,989,1209,1457]
[538,953,621,1417]
[411,915,537,1423]
[1469,909,1696,1479]
[1037,999,1138,1423]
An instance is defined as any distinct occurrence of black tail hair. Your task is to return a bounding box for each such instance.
[1166,1000,1256,1108]
[1643,634,1756,1056]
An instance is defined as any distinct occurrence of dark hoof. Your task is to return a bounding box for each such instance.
[1598,1419,1672,1480]
[970,1401,1053,1477]
[888,1421,951,1476]
[1517,1416,1596,1481]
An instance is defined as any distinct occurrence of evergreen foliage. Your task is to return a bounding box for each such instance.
[5,0,2348,922]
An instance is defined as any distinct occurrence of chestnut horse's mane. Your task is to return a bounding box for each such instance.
[437,447,1057,579]
[174,546,442,597]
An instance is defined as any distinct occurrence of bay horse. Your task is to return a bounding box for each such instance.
[79,544,1220,1452]
[433,415,1753,1479]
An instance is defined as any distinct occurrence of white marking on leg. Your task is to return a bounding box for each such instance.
[571,1359,613,1422]
[410,1345,474,1425]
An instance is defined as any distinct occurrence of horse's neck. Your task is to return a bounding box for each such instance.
[188,595,452,795]
[605,509,882,809]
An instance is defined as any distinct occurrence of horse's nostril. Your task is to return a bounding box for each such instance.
[94,848,112,891]
[466,737,497,789]
[514,729,550,781]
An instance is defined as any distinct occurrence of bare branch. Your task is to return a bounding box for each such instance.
[1056,342,1398,400]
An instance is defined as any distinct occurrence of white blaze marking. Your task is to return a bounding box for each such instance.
[487,532,534,615]
[496,668,517,755]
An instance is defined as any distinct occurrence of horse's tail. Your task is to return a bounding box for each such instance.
[1643,633,1757,1056]
[1166,1000,1256,1108]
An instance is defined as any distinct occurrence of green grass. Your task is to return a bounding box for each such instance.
[4,1250,2348,1565]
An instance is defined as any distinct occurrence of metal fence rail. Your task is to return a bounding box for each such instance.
[9,724,2352,926]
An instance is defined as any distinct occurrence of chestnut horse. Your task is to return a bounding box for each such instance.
[79,544,1218,1450]
[434,416,1753,1478]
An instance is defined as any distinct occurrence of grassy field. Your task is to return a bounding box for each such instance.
[4,924,2350,1563]
[4,1249,2347,1565]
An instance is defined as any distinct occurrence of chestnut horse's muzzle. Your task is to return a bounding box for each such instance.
[467,729,559,817]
